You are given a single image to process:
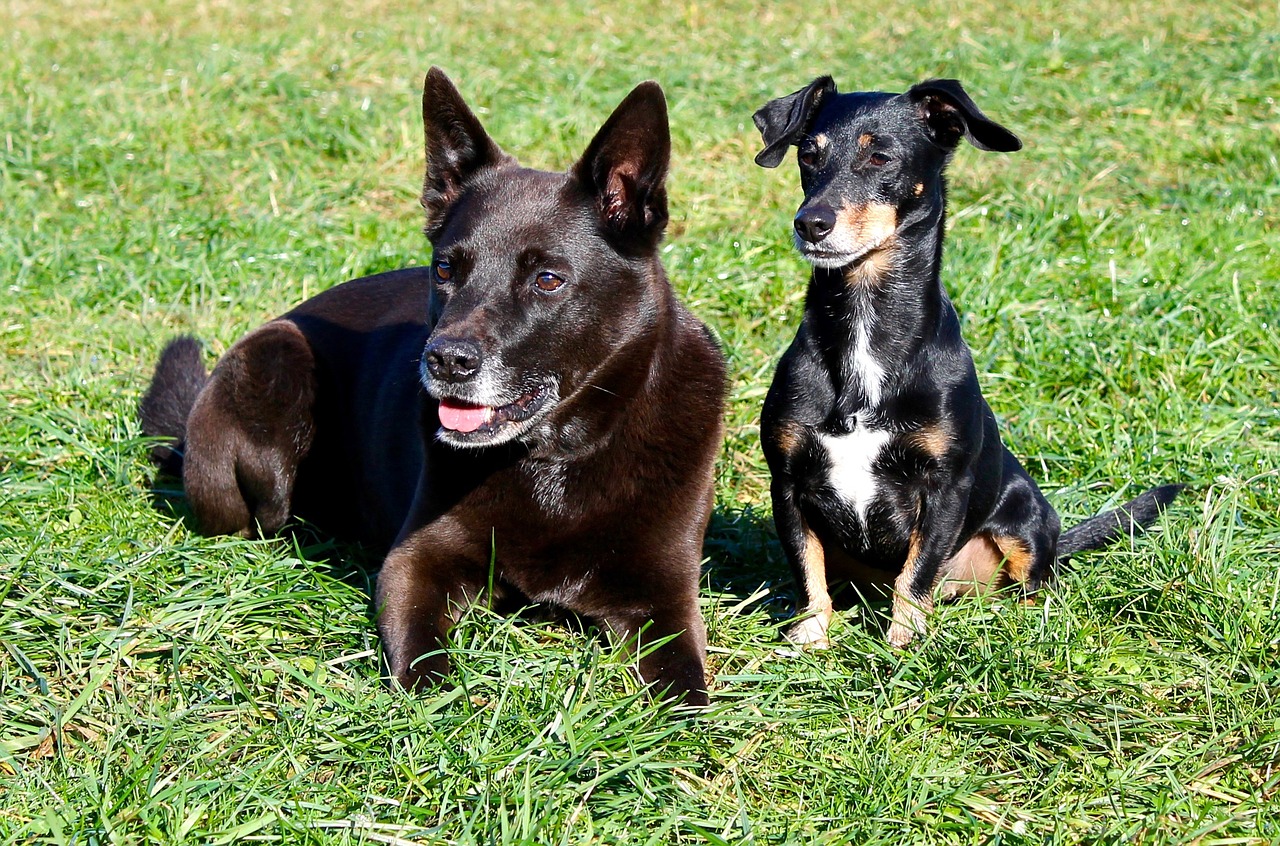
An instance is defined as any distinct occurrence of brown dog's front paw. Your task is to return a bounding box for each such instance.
[666,684,710,709]
[385,647,451,693]
[638,650,709,708]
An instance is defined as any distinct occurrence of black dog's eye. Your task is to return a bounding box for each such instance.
[534,271,565,293]
[867,152,892,168]
[798,149,819,168]
[433,259,453,282]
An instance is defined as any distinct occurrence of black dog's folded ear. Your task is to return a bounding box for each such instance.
[752,76,836,168]
[907,79,1022,153]
[573,81,670,250]
[421,67,512,236]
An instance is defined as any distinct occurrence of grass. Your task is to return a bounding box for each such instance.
[2,0,1278,842]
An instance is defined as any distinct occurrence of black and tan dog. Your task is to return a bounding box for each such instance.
[752,76,1180,648]
[141,68,726,705]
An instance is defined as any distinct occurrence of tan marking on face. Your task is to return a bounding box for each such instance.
[814,133,830,149]
[843,244,897,289]
[939,533,1006,599]
[888,528,932,647]
[914,182,925,196]
[992,535,1034,584]
[786,521,834,647]
[858,133,874,148]
[836,201,900,288]
[908,424,951,460]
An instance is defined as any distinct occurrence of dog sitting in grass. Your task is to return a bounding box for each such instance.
[752,75,1181,648]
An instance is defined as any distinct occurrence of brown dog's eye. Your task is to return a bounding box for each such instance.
[798,150,818,167]
[534,271,565,293]
[434,259,453,282]
[867,152,891,167]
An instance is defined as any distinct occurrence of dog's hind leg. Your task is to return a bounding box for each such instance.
[182,320,317,537]
[980,459,1061,595]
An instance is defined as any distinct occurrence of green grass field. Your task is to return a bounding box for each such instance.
[2,0,1278,842]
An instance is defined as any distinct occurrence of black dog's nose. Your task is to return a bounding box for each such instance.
[794,204,837,243]
[423,338,483,383]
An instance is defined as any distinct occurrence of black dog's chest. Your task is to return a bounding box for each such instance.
[792,415,924,565]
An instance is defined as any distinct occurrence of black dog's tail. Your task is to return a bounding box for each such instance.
[1058,483,1184,562]
[138,336,208,477]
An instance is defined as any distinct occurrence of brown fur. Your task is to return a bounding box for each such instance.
[141,69,725,706]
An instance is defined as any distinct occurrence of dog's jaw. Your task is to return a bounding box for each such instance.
[794,233,892,271]
[432,379,561,449]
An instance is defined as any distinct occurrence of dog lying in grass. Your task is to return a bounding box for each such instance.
[141,68,726,705]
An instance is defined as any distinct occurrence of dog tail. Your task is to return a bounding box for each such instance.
[1057,483,1184,561]
[139,336,208,477]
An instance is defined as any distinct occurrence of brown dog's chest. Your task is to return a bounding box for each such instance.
[416,451,648,609]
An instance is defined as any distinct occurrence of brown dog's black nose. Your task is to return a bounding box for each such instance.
[423,338,482,383]
[794,204,837,243]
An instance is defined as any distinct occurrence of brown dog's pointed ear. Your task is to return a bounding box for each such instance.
[420,67,511,236]
[907,79,1022,152]
[573,81,670,250]
[752,76,836,168]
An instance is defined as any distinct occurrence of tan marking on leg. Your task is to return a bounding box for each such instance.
[939,533,1006,599]
[992,535,1034,584]
[786,521,833,648]
[770,419,804,458]
[887,529,932,647]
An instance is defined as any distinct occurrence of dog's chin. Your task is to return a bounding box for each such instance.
[433,383,557,449]
[795,238,883,270]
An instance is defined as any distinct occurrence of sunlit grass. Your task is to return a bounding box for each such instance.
[2,0,1278,842]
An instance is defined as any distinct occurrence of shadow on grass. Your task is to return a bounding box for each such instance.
[703,504,895,636]
[147,469,381,597]
[148,471,889,640]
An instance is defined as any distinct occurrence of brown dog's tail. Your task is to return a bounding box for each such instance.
[1057,483,1184,561]
[139,336,208,477]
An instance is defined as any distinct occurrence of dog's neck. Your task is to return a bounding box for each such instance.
[807,204,956,407]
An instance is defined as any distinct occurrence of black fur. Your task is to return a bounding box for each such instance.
[138,335,207,477]
[753,76,1181,648]
[1058,483,1184,560]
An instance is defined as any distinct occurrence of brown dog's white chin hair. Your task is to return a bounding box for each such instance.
[434,382,558,449]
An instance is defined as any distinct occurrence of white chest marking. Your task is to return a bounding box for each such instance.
[850,319,887,406]
[819,423,893,525]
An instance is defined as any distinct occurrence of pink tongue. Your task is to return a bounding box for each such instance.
[438,399,492,433]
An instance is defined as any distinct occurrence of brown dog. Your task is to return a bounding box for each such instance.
[141,68,726,705]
